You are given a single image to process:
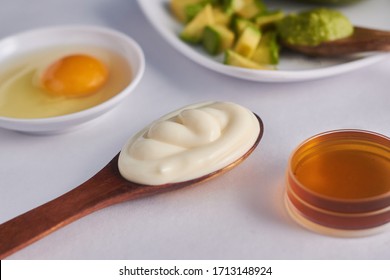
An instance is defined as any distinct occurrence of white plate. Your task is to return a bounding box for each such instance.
[137,0,390,82]
[0,25,145,133]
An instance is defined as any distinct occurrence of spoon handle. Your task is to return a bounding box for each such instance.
[0,154,195,259]
[0,155,131,259]
[351,27,390,51]
[319,26,390,55]
[284,26,390,57]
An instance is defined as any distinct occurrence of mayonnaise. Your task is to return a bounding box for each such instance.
[118,101,260,185]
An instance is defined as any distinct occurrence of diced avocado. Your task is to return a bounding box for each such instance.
[224,49,271,70]
[233,25,261,58]
[171,0,205,23]
[232,16,256,35]
[213,7,231,26]
[185,3,207,22]
[223,0,246,15]
[255,10,285,29]
[203,24,235,55]
[180,4,215,44]
[174,0,283,70]
[236,0,266,19]
[251,31,280,65]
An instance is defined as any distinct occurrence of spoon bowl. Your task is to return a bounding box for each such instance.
[282,26,390,57]
[0,114,263,259]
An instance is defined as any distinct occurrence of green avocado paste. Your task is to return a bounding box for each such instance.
[297,0,360,4]
[277,8,353,46]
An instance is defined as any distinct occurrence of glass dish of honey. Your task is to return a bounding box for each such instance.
[285,130,390,237]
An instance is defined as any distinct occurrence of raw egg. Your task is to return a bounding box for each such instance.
[0,46,132,119]
[41,54,108,97]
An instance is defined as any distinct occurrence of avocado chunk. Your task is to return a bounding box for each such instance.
[233,25,261,57]
[180,4,215,44]
[224,49,271,70]
[232,16,257,35]
[213,7,232,26]
[185,1,228,23]
[255,10,285,29]
[171,0,205,23]
[223,0,246,15]
[203,24,235,55]
[185,2,208,22]
[251,31,280,65]
[236,0,266,19]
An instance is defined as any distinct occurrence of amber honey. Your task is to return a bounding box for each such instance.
[293,136,390,199]
[286,130,390,237]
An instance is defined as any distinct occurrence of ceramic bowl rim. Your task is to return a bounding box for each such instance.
[0,25,145,132]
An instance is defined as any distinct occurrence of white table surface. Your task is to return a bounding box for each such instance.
[1,0,390,260]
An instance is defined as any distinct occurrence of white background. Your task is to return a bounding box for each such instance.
[1,0,390,259]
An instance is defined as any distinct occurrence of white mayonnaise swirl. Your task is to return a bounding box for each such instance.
[118,101,260,185]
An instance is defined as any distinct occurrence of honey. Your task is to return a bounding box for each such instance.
[293,137,390,200]
[285,130,390,237]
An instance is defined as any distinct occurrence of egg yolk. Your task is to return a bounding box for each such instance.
[41,54,108,97]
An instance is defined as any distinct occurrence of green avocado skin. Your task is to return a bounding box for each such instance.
[277,8,353,46]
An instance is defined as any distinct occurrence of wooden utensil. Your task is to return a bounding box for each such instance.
[0,115,263,259]
[282,26,390,57]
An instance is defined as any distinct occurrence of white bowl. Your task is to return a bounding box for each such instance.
[0,25,145,133]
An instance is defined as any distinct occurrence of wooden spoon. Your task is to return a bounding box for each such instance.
[0,114,263,259]
[282,26,390,57]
